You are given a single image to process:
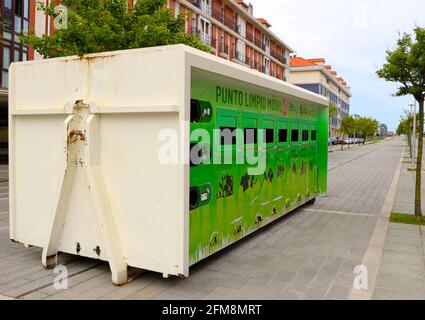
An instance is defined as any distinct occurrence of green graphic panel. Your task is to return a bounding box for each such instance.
[189,68,328,265]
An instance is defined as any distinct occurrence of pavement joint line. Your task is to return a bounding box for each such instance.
[420,226,425,268]
[304,208,377,217]
[349,146,404,300]
[15,261,105,299]
[329,143,386,172]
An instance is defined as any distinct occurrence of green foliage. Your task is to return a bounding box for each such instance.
[376,27,425,101]
[390,212,425,226]
[377,27,425,217]
[396,113,416,135]
[20,0,210,58]
[340,115,355,137]
[354,117,379,139]
[328,103,338,120]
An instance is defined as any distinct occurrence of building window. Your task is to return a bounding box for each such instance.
[0,0,30,89]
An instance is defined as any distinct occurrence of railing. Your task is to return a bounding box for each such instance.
[223,16,237,32]
[270,49,287,64]
[245,31,254,43]
[211,6,222,22]
[254,37,262,48]
[221,42,229,55]
[252,61,261,71]
[211,38,217,49]
[245,55,251,66]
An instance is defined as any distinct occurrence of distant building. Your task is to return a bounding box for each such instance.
[289,57,351,137]
[379,124,388,138]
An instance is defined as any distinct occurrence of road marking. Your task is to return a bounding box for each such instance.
[305,208,377,217]
[0,295,15,300]
[349,146,404,300]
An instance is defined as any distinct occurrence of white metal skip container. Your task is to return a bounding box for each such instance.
[9,45,328,285]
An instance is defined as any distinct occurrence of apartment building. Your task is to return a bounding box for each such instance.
[0,0,294,161]
[289,57,351,137]
[165,0,293,81]
[0,0,33,162]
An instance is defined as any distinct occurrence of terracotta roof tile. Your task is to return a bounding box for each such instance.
[257,18,272,28]
[290,57,317,67]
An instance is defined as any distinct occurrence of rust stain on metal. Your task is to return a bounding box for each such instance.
[68,130,86,145]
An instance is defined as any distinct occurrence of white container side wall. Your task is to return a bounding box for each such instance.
[9,46,190,279]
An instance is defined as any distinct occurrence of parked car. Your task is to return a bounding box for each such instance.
[328,137,337,145]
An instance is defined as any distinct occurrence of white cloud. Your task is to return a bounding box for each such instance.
[249,0,425,130]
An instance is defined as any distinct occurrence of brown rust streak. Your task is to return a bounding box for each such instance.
[68,130,86,145]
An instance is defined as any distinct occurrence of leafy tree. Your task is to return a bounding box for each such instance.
[340,115,354,137]
[328,103,338,147]
[340,115,354,149]
[397,113,419,158]
[328,103,338,122]
[20,0,210,58]
[377,27,425,218]
[397,114,415,135]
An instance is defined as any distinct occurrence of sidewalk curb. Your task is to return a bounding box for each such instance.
[348,146,404,300]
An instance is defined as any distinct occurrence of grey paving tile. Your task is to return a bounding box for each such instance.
[302,287,327,300]
[325,284,351,300]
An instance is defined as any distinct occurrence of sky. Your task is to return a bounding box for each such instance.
[249,0,425,131]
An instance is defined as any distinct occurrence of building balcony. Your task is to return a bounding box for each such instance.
[270,49,287,65]
[220,43,229,58]
[252,61,262,72]
[254,38,262,49]
[211,6,223,21]
[245,31,254,43]
[245,55,251,66]
[211,37,217,50]
[223,16,237,32]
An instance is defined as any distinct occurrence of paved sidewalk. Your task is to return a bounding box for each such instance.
[372,140,425,300]
[1,138,420,300]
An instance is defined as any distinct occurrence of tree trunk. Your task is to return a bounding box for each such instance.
[415,97,424,217]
